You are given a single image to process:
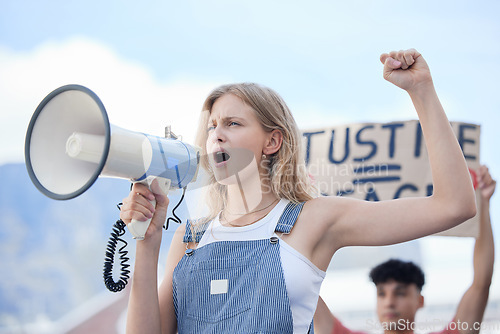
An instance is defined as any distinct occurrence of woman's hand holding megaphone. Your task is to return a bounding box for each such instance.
[120,176,170,241]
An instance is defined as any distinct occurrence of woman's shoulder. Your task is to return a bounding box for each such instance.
[171,222,187,246]
[303,195,350,209]
[169,222,202,255]
[301,195,361,224]
[170,217,213,247]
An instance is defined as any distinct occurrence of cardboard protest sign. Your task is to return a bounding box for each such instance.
[302,120,481,237]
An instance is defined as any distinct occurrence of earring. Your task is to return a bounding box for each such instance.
[262,154,267,159]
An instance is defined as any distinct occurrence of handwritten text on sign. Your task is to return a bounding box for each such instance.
[302,120,480,237]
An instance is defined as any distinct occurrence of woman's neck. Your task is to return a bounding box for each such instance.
[225,176,278,215]
[220,194,279,228]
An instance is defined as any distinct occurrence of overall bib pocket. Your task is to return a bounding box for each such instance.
[185,259,257,323]
[173,239,295,333]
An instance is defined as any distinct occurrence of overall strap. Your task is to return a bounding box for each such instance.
[275,201,305,234]
[308,319,314,333]
[182,219,210,243]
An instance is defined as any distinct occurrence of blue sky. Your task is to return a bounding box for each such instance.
[1,0,499,316]
[1,0,499,163]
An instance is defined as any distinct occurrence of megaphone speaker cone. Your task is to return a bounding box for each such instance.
[25,85,111,200]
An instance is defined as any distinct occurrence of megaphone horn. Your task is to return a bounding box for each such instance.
[25,84,201,239]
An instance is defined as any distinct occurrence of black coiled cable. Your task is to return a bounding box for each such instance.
[103,218,130,292]
[164,186,186,231]
[103,187,187,292]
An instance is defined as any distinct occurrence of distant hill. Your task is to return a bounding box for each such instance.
[0,163,179,328]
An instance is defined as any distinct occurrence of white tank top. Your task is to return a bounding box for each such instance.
[197,199,326,333]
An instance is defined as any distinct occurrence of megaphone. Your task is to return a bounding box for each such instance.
[25,84,201,240]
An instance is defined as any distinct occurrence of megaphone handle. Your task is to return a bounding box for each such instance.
[127,176,171,240]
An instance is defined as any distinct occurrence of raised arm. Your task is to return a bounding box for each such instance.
[308,49,476,263]
[314,296,335,334]
[314,296,361,334]
[453,165,496,334]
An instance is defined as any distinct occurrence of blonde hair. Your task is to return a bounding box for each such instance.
[194,82,317,225]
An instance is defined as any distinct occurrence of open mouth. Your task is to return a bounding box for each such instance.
[214,151,231,164]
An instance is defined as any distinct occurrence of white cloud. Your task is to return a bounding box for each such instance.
[0,37,220,166]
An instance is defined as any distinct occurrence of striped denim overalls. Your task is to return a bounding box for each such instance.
[172,202,314,333]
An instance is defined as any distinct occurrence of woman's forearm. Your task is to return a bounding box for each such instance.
[126,234,163,334]
[473,199,495,288]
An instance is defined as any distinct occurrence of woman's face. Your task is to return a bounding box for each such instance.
[206,93,269,184]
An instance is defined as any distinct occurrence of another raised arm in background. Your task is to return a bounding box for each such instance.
[453,165,496,334]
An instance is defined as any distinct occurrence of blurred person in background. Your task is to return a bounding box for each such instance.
[315,165,496,334]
